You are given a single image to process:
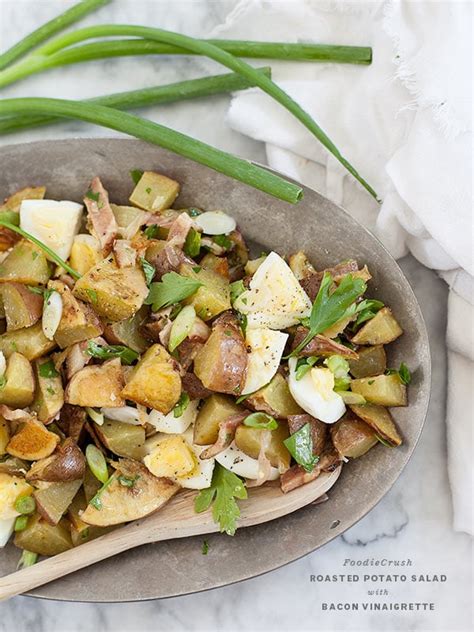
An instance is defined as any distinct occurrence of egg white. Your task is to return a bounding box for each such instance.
[241,328,288,395]
[215,442,279,481]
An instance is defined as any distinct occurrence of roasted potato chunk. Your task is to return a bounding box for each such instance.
[26,438,85,482]
[121,344,181,413]
[73,258,148,322]
[129,171,180,212]
[0,283,43,331]
[246,373,303,419]
[351,307,403,345]
[94,419,145,460]
[288,251,316,281]
[0,322,56,360]
[103,306,148,353]
[193,313,247,394]
[49,280,103,348]
[351,374,407,406]
[235,422,291,470]
[34,479,83,526]
[180,263,231,321]
[65,358,125,408]
[14,514,73,556]
[31,358,64,423]
[350,404,402,447]
[7,418,59,461]
[0,240,51,285]
[200,253,229,279]
[194,394,243,445]
[330,413,378,458]
[0,352,35,407]
[81,459,179,527]
[0,417,9,455]
[348,345,387,378]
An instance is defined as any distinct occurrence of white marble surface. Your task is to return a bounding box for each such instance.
[0,2,472,631]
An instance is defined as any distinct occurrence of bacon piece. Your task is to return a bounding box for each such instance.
[167,212,194,248]
[113,239,137,268]
[181,372,213,400]
[150,244,194,280]
[291,327,358,359]
[280,447,341,493]
[200,412,247,460]
[246,429,273,488]
[84,176,117,256]
[287,414,328,456]
[57,404,87,443]
[0,405,32,422]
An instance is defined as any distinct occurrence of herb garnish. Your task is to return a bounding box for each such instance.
[85,340,139,365]
[139,256,155,287]
[184,228,201,258]
[130,169,144,185]
[38,359,59,378]
[290,272,366,356]
[386,362,411,385]
[144,224,160,239]
[145,272,202,312]
[243,412,278,430]
[283,423,319,472]
[295,356,318,380]
[213,234,232,250]
[230,279,245,304]
[173,392,190,418]
[352,298,384,329]
[194,463,247,536]
[201,540,209,555]
[85,189,100,203]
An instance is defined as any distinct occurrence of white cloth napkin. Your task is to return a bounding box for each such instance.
[212,0,473,534]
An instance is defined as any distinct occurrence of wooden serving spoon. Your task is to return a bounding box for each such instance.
[0,467,341,601]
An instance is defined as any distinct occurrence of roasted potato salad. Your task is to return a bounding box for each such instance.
[0,171,410,563]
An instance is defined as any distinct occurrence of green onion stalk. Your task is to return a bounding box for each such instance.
[0,99,302,204]
[0,25,377,198]
[0,68,272,135]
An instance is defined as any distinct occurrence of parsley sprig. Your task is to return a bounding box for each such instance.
[386,362,411,385]
[283,423,319,472]
[291,272,366,356]
[86,340,139,365]
[194,463,247,535]
[145,271,202,312]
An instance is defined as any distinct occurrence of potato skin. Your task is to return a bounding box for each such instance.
[65,358,125,408]
[0,283,43,331]
[7,418,59,461]
[26,438,85,483]
[121,344,181,414]
[194,313,247,395]
[330,413,377,458]
[81,459,179,527]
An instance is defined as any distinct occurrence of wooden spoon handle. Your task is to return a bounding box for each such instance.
[0,514,213,601]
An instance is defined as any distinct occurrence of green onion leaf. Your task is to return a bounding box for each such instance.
[85,444,109,484]
[38,359,59,378]
[283,423,319,472]
[85,340,139,365]
[139,256,155,287]
[295,356,318,380]
[201,540,209,555]
[145,271,202,312]
[144,224,160,239]
[14,515,29,532]
[118,474,139,487]
[89,474,114,510]
[184,228,201,258]
[0,210,20,225]
[243,412,278,430]
[130,169,144,185]
[194,463,247,536]
[386,362,411,385]
[173,392,190,418]
[230,280,245,304]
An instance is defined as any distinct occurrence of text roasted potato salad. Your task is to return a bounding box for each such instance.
[0,171,410,565]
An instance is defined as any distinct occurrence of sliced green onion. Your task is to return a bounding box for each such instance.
[0,219,81,279]
[14,515,29,532]
[0,68,272,136]
[0,0,111,71]
[14,495,36,515]
[17,549,38,569]
[85,407,104,426]
[0,98,302,204]
[85,444,109,484]
[89,474,114,510]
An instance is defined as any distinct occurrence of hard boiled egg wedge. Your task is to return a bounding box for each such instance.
[241,328,288,395]
[0,473,33,521]
[288,358,346,424]
[176,429,216,490]
[148,399,199,434]
[0,518,15,548]
[20,199,83,260]
[216,442,279,481]
[234,251,312,330]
